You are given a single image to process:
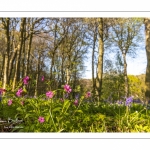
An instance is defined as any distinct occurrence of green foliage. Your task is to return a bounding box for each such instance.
[101,73,146,102]
[102,73,125,101]
[0,77,150,132]
[128,75,146,100]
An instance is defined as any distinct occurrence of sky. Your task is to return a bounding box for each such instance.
[82,21,147,79]
[83,50,147,79]
[126,49,147,75]
[83,38,147,79]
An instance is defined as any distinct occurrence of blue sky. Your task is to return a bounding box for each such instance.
[43,19,147,80]
[83,24,147,79]
[83,49,147,79]
[127,49,146,75]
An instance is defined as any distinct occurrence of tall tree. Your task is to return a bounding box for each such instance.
[84,18,98,97]
[96,18,104,102]
[24,18,44,77]
[110,18,142,98]
[1,18,10,89]
[12,18,26,91]
[144,18,150,101]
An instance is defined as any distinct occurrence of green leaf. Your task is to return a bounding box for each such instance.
[57,128,64,132]
[30,124,36,131]
[16,107,23,112]
[45,115,50,122]
[75,110,83,113]
[62,100,71,114]
[23,86,27,93]
[52,107,62,113]
[24,113,31,119]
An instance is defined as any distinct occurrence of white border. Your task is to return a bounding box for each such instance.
[0,0,149,12]
[0,138,149,150]
[0,133,149,138]
[0,0,150,149]
[0,12,150,18]
[0,133,149,150]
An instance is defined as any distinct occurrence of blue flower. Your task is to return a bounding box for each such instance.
[75,94,79,99]
[125,97,133,106]
[117,100,122,105]
[64,93,68,98]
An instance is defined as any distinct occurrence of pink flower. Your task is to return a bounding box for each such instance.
[21,101,24,106]
[46,91,54,98]
[16,88,23,97]
[85,92,91,98]
[60,98,64,102]
[74,99,78,106]
[25,76,29,80]
[41,76,44,81]
[64,84,72,93]
[8,99,13,106]
[0,88,6,95]
[23,76,30,85]
[38,116,45,123]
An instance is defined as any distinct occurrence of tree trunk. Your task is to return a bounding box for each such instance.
[144,18,150,101]
[7,19,20,84]
[123,53,129,98]
[92,26,97,97]
[22,31,26,78]
[2,18,10,89]
[18,18,26,80]
[49,23,58,89]
[34,53,40,97]
[66,67,69,84]
[3,54,9,89]
[12,18,25,91]
[61,52,65,85]
[96,18,104,102]
[8,47,17,83]
[24,33,33,77]
[0,54,5,82]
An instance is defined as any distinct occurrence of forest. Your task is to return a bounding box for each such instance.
[0,18,150,132]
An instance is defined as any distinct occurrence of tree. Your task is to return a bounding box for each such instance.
[12,18,26,91]
[96,18,104,102]
[84,18,98,97]
[128,75,144,100]
[1,18,10,89]
[102,58,125,102]
[144,18,150,101]
[109,18,142,98]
